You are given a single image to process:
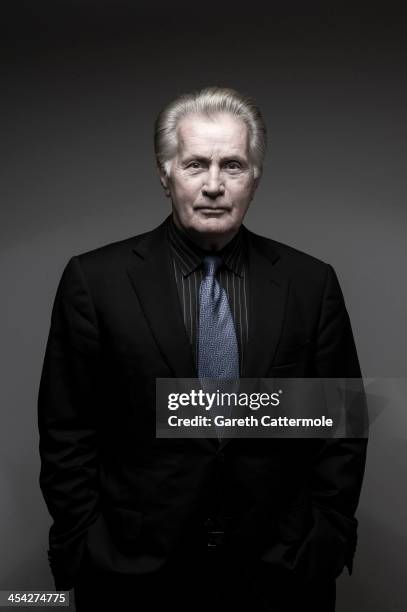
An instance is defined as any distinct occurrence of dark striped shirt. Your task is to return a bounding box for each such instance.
[166,215,249,373]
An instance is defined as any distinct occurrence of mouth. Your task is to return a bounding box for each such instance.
[195,207,230,215]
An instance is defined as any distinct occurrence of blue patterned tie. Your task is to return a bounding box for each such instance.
[198,255,240,380]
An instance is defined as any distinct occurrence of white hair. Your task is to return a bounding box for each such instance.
[154,86,267,179]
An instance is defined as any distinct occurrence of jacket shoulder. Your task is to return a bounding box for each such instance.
[77,227,156,264]
[71,221,166,277]
[247,229,330,277]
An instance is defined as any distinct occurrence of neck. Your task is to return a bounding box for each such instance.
[188,230,238,252]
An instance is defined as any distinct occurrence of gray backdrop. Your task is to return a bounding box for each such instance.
[1,2,406,610]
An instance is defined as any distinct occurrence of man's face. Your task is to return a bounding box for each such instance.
[159,112,258,247]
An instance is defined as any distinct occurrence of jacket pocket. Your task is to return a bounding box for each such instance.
[278,499,311,543]
[81,506,144,573]
[106,505,143,543]
[293,504,358,582]
[261,503,358,584]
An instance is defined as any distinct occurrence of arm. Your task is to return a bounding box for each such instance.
[309,264,368,576]
[38,256,101,589]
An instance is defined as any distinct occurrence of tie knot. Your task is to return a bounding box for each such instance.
[202,255,222,277]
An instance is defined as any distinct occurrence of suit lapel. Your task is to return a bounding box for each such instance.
[242,230,290,378]
[126,220,197,379]
[219,231,290,451]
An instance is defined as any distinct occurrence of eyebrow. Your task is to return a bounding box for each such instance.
[181,155,248,165]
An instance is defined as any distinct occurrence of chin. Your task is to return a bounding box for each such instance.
[192,217,237,235]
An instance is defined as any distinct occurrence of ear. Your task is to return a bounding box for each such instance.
[157,163,171,198]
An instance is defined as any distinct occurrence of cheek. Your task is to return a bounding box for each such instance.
[172,179,200,203]
[229,180,254,205]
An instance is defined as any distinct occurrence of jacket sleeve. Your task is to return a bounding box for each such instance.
[38,256,102,590]
[308,264,368,577]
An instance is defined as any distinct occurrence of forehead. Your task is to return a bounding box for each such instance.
[176,113,249,157]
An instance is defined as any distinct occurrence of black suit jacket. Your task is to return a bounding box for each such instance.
[38,217,367,590]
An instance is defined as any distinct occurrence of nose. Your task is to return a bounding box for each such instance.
[202,168,225,199]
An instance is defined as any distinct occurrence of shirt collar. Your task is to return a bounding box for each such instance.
[166,214,246,278]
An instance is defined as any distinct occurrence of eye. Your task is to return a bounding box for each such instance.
[224,160,242,171]
[187,161,203,169]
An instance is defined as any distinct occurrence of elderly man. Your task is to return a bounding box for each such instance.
[38,86,367,611]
